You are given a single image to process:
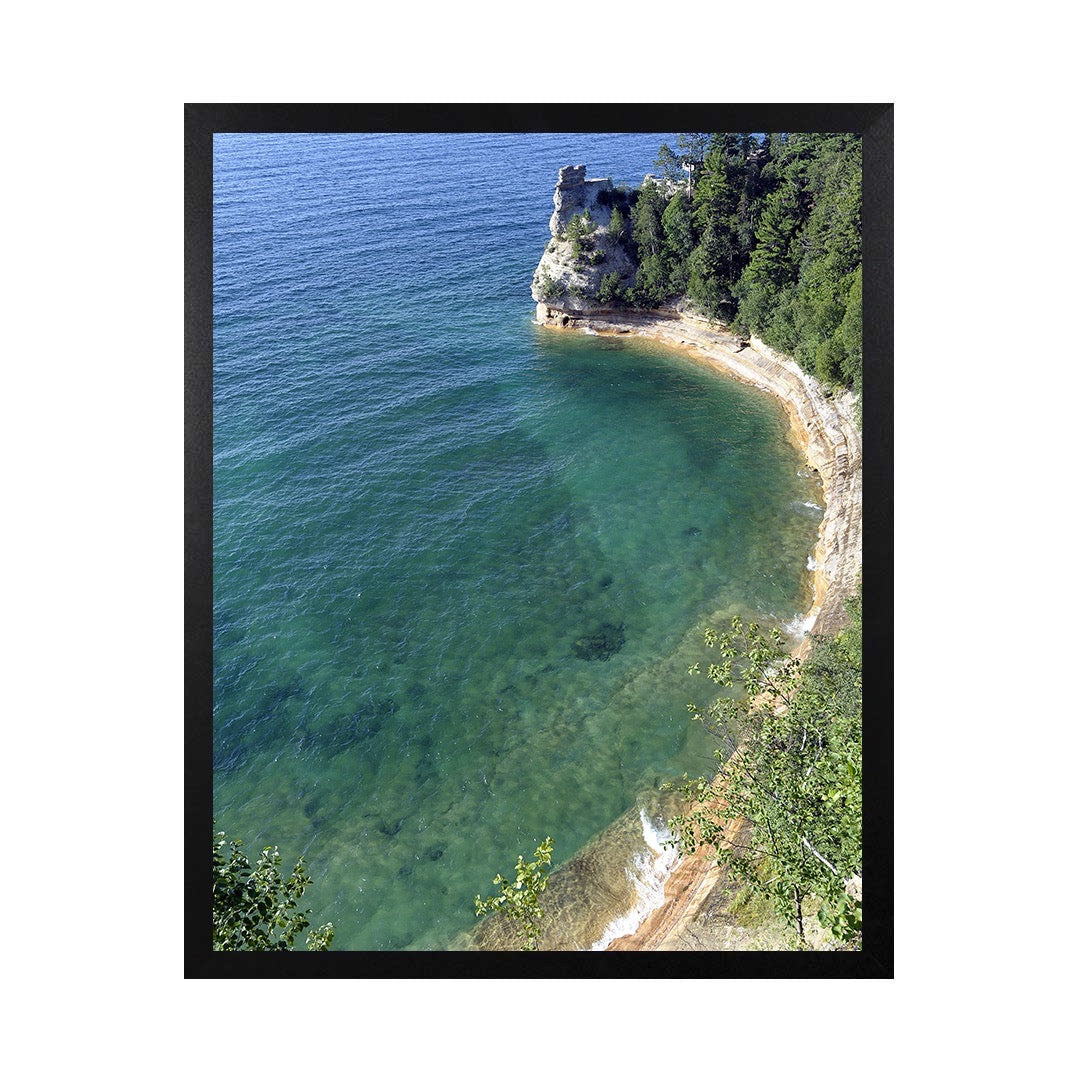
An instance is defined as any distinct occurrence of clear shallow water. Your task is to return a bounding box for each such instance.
[213,132,822,950]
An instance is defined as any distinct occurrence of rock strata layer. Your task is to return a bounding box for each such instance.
[533,305,863,950]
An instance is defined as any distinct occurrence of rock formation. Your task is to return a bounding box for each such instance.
[531,165,638,321]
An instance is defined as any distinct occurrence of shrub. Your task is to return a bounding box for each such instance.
[536,270,565,303]
[566,212,598,265]
[597,271,624,305]
[212,825,334,951]
[607,205,628,243]
[475,838,555,951]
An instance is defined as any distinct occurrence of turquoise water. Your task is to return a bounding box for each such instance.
[213,133,823,950]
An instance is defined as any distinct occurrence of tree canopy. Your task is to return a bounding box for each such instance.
[671,592,863,947]
[608,133,862,405]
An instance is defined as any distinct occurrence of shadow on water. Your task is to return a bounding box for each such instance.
[214,671,307,776]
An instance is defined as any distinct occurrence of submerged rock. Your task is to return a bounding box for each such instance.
[572,622,626,661]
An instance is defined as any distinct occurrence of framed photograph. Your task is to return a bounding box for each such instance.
[186,104,892,976]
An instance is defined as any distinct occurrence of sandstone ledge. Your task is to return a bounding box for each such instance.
[534,305,863,950]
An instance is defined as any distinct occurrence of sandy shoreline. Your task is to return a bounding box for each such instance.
[535,305,864,950]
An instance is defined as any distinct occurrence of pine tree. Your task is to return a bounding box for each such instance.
[742,180,800,293]
[653,143,680,183]
[630,181,670,305]
[662,191,695,295]
[688,219,735,318]
[607,204,628,244]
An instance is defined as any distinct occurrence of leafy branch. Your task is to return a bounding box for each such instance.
[475,837,554,951]
[212,824,334,952]
[669,596,862,947]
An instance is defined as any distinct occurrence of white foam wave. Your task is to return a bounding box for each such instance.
[583,326,599,335]
[783,610,818,639]
[807,555,818,571]
[640,807,673,854]
[590,807,680,950]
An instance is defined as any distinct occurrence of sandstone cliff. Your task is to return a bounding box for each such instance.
[530,165,638,316]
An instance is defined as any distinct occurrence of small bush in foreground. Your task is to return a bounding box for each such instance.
[671,593,862,948]
[212,824,334,951]
[475,837,554,950]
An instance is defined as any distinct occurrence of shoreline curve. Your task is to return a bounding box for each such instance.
[535,304,863,951]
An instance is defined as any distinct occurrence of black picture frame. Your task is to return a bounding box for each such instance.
[186,103,893,978]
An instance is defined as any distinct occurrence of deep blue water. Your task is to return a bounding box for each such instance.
[213,133,822,950]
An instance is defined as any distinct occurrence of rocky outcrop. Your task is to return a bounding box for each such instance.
[531,165,638,317]
[547,164,610,234]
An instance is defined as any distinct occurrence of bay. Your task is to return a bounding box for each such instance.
[213,132,822,950]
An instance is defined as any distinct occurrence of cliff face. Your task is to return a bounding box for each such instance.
[531,165,637,318]
[745,334,862,637]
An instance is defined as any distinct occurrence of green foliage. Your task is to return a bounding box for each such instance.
[565,211,598,265]
[607,204,628,243]
[733,134,862,393]
[596,184,633,212]
[662,191,695,296]
[626,181,672,307]
[687,218,735,318]
[677,132,711,194]
[630,180,666,260]
[629,253,667,308]
[691,138,734,235]
[212,824,334,951]
[671,593,862,947]
[474,837,554,950]
[584,132,862,394]
[741,180,800,292]
[839,265,862,420]
[678,132,711,161]
[596,270,625,305]
[653,142,681,183]
[536,269,565,303]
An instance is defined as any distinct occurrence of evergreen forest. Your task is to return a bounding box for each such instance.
[610,133,862,401]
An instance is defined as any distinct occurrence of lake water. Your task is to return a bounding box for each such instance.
[213,132,822,950]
